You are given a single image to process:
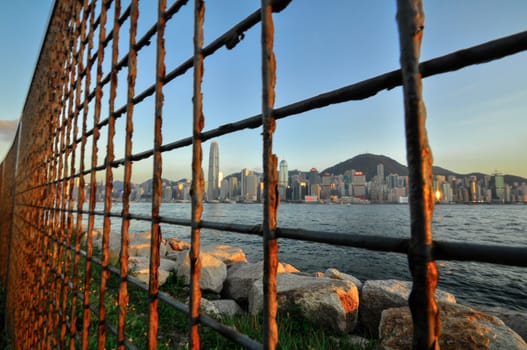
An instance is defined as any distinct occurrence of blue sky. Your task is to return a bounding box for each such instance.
[0,1,526,182]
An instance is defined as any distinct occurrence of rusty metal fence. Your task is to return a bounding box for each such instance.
[0,0,526,349]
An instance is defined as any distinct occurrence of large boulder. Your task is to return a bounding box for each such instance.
[200,298,244,318]
[177,252,227,293]
[129,232,167,257]
[223,261,299,304]
[249,273,360,334]
[165,237,191,253]
[379,302,527,350]
[132,269,171,286]
[324,268,363,290]
[202,245,248,266]
[91,230,167,262]
[360,279,456,336]
[476,306,527,341]
[128,256,178,287]
[164,250,188,265]
[129,256,179,273]
[91,230,121,264]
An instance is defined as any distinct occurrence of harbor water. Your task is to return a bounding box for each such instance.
[91,202,527,311]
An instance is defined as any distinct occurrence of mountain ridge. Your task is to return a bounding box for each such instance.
[320,153,526,183]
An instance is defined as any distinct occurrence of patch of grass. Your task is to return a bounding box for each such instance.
[66,244,375,349]
[199,304,377,350]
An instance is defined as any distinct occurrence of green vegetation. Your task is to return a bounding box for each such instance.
[2,239,375,349]
[65,253,377,349]
[199,304,377,350]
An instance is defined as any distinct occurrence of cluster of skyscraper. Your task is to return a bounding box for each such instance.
[276,162,408,204]
[74,141,527,204]
[203,142,527,204]
[432,173,527,203]
[206,141,261,202]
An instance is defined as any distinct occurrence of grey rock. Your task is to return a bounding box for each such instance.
[223,260,299,304]
[475,305,527,341]
[324,268,363,290]
[177,252,227,293]
[200,298,244,318]
[360,279,456,336]
[379,302,527,350]
[249,273,359,334]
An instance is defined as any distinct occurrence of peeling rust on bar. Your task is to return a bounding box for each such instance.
[189,0,205,348]
[82,0,107,347]
[117,0,137,348]
[261,1,279,349]
[97,0,121,347]
[146,0,167,348]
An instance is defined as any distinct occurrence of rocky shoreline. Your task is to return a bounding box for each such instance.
[88,229,527,349]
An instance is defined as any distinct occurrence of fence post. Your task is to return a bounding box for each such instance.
[261,0,279,348]
[396,1,440,349]
[189,0,206,349]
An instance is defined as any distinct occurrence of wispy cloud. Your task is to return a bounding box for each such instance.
[0,120,18,142]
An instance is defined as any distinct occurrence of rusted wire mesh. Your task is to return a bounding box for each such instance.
[0,0,526,349]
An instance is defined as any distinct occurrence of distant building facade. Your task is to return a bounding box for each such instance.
[207,141,220,200]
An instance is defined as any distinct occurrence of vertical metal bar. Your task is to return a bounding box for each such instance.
[98,0,121,348]
[148,0,167,348]
[54,4,78,345]
[82,0,108,347]
[61,2,83,346]
[396,1,440,349]
[189,0,205,348]
[261,1,279,349]
[43,4,70,347]
[117,0,138,348]
[70,1,93,347]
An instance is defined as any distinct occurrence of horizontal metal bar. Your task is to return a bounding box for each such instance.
[13,204,527,267]
[433,241,527,267]
[90,30,527,171]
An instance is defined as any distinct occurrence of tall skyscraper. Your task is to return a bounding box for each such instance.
[279,160,288,187]
[240,168,251,200]
[377,163,384,183]
[207,141,219,200]
[493,173,505,201]
[278,160,289,200]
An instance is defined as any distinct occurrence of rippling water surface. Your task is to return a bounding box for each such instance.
[93,202,527,311]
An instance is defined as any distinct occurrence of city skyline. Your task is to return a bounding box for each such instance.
[90,151,527,204]
[0,2,526,180]
[111,151,527,186]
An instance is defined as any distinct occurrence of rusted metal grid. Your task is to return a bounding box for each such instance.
[0,0,525,349]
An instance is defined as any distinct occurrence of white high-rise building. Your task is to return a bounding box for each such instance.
[278,160,289,200]
[240,168,251,199]
[207,141,219,200]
